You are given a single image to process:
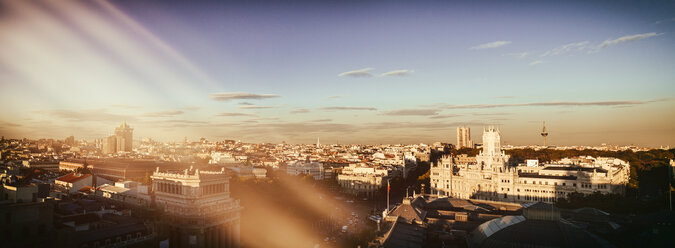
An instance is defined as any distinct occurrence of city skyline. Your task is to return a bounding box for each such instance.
[1,0,675,146]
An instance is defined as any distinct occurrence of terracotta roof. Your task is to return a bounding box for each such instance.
[79,186,94,193]
[56,172,92,183]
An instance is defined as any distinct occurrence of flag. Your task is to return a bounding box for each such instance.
[388,181,390,193]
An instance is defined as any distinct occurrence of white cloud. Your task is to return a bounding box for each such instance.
[338,68,374,78]
[380,70,412,77]
[541,41,589,56]
[470,41,511,50]
[594,32,663,51]
[504,52,529,59]
[529,60,544,66]
[209,92,280,101]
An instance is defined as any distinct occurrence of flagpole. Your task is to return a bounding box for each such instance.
[387,180,390,213]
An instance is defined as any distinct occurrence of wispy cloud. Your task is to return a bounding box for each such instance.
[217,112,256,117]
[291,108,310,114]
[309,119,332,122]
[338,68,374,78]
[238,102,254,105]
[110,104,140,109]
[542,41,588,56]
[470,41,511,50]
[654,17,675,25]
[383,109,439,116]
[529,60,544,66]
[472,112,511,116]
[36,109,136,122]
[184,106,200,111]
[380,70,412,77]
[322,106,377,111]
[209,92,280,101]
[429,114,461,119]
[504,52,529,59]
[326,95,343,99]
[434,99,667,109]
[593,32,663,51]
[239,105,274,109]
[143,110,184,117]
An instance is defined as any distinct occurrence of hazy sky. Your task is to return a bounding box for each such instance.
[1,0,674,146]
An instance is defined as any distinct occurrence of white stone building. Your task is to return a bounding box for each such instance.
[152,167,242,247]
[430,127,630,203]
[286,161,324,180]
[337,163,390,197]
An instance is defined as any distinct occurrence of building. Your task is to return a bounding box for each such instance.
[456,126,473,149]
[103,121,134,154]
[430,126,630,203]
[104,135,118,154]
[152,167,242,248]
[337,164,390,197]
[470,202,610,247]
[54,172,93,194]
[369,194,523,248]
[0,200,58,247]
[115,121,134,152]
[286,160,324,180]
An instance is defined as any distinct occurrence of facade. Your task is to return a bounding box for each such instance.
[337,164,389,197]
[152,167,241,248]
[286,160,324,180]
[456,126,473,149]
[115,121,134,152]
[430,127,630,203]
[54,172,93,194]
[103,121,134,154]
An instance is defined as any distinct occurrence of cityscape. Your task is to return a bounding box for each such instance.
[1,0,675,248]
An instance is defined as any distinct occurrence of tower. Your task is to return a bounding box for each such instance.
[456,126,473,149]
[114,121,133,152]
[481,126,501,156]
[540,121,548,147]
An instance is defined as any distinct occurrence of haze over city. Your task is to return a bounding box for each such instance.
[1,0,674,146]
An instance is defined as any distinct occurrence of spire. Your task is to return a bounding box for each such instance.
[540,121,549,147]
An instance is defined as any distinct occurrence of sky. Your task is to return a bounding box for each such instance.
[0,0,674,146]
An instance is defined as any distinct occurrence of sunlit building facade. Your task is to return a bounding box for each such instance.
[152,167,242,248]
[456,126,473,149]
[431,127,630,203]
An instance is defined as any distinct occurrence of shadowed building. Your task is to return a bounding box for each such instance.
[152,167,242,248]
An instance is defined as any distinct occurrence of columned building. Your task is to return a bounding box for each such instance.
[152,167,242,248]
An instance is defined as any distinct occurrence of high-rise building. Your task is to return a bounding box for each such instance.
[114,121,133,152]
[65,135,75,146]
[152,167,242,248]
[103,135,117,154]
[456,126,473,149]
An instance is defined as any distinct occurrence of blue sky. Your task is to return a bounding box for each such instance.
[0,0,674,146]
